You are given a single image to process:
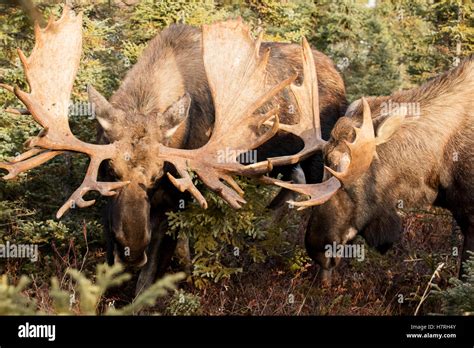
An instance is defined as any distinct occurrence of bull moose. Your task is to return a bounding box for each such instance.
[273,54,474,283]
[0,7,347,292]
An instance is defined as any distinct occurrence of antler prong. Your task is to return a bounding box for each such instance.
[5,108,30,115]
[1,6,129,218]
[0,150,62,180]
[243,74,297,122]
[17,49,28,71]
[0,83,14,93]
[220,174,244,196]
[56,157,130,218]
[11,148,47,162]
[275,176,341,209]
[166,171,208,209]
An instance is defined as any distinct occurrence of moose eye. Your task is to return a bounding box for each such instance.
[338,153,351,172]
[326,150,350,172]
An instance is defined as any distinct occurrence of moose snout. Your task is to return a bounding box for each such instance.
[114,248,148,269]
[113,226,151,267]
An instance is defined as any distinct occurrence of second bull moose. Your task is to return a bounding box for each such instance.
[275,55,474,283]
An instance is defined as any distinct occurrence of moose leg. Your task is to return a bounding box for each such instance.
[135,219,177,296]
[175,234,192,275]
[102,205,115,266]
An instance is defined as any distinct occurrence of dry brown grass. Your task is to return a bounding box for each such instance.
[191,207,461,316]
[0,207,462,315]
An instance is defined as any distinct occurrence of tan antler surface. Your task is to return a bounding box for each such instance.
[156,19,295,208]
[246,37,327,173]
[273,176,341,210]
[20,7,82,125]
[0,7,129,218]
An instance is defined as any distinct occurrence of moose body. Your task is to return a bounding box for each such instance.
[304,57,474,282]
[90,24,347,290]
[0,8,347,294]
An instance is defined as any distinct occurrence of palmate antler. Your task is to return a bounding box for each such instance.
[154,19,296,209]
[246,37,327,173]
[260,41,377,209]
[0,7,128,218]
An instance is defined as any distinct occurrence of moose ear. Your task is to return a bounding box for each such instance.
[345,99,362,117]
[375,113,406,145]
[88,84,116,132]
[162,93,192,140]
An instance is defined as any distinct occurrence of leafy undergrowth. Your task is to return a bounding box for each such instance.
[180,207,463,316]
[0,205,466,316]
[0,262,184,315]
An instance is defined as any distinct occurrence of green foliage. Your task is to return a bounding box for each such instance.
[311,0,473,99]
[238,0,317,42]
[0,263,184,315]
[312,0,403,98]
[288,246,312,273]
[126,0,230,43]
[166,289,202,316]
[110,272,185,315]
[167,178,292,288]
[0,275,36,315]
[433,252,474,315]
[67,263,131,314]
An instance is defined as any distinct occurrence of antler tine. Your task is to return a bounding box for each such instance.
[271,97,376,208]
[0,150,62,180]
[56,157,130,219]
[274,176,341,210]
[165,159,208,209]
[0,83,14,93]
[5,107,30,115]
[245,37,326,174]
[325,97,376,184]
[11,148,45,163]
[0,6,129,218]
[155,19,294,209]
